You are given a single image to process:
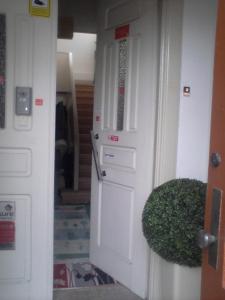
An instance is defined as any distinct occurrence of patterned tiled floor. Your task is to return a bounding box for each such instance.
[54,205,115,289]
[54,205,90,262]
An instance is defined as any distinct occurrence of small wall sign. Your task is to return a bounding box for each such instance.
[29,0,51,18]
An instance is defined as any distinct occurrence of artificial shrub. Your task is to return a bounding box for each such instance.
[142,178,206,267]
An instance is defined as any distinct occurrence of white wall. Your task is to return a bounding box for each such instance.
[173,1,218,300]
[176,0,218,182]
[57,33,97,83]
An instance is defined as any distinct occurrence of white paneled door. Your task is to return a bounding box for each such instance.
[90,0,159,298]
[0,1,56,299]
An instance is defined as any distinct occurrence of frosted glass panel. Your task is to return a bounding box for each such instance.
[117,39,128,131]
[0,15,6,129]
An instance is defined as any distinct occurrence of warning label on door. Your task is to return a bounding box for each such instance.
[29,0,51,17]
[0,202,15,250]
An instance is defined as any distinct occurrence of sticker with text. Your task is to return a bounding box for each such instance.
[115,24,130,40]
[108,135,119,142]
[29,0,51,17]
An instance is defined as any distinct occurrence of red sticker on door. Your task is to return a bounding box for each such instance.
[0,75,5,85]
[108,135,119,142]
[35,98,44,106]
[0,221,15,244]
[115,24,130,40]
[96,115,101,122]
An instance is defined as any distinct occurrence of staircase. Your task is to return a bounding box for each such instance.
[61,84,94,205]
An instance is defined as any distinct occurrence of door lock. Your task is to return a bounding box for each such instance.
[197,230,216,249]
[101,170,106,177]
[210,152,221,167]
[94,133,99,140]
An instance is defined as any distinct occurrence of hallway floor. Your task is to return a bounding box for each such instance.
[54,205,115,288]
[53,284,142,300]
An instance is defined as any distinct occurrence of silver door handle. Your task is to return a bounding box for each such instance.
[90,131,106,181]
[198,230,216,249]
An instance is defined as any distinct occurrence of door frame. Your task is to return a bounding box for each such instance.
[49,0,182,298]
[46,0,58,299]
[148,0,183,299]
[200,0,225,298]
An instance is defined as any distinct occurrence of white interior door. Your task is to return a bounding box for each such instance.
[90,0,159,298]
[0,1,56,299]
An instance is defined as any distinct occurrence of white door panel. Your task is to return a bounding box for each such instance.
[14,15,33,131]
[0,1,56,299]
[0,148,31,177]
[90,0,159,298]
[101,145,136,170]
[100,182,134,258]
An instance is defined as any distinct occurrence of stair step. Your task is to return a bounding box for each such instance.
[76,92,93,98]
[61,190,91,205]
[80,134,91,143]
[77,110,93,118]
[77,103,93,112]
[79,126,92,134]
[78,117,93,126]
[79,177,91,190]
[80,154,92,165]
[80,144,92,154]
[79,122,92,128]
[78,115,93,121]
[77,97,93,105]
[76,85,94,93]
[77,103,93,110]
[77,115,93,123]
[79,165,92,177]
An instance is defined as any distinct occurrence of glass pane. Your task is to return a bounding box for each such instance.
[0,14,6,129]
[117,39,128,131]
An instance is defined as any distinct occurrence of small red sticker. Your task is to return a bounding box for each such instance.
[96,115,100,122]
[0,75,5,85]
[119,86,125,95]
[108,135,119,142]
[35,99,44,106]
[115,24,130,40]
[0,221,15,244]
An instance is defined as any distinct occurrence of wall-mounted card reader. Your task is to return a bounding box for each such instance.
[15,87,32,116]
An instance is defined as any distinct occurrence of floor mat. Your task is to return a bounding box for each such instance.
[54,205,116,289]
[54,262,116,288]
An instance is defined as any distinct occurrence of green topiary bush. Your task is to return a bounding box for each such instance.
[142,178,206,267]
